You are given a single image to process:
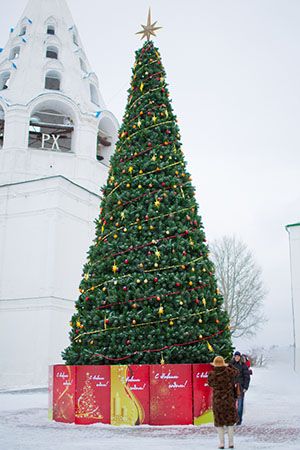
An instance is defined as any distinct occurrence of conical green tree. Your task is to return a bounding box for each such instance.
[63,40,233,365]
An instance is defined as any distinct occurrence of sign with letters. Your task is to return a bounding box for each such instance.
[28,125,72,152]
[149,364,193,425]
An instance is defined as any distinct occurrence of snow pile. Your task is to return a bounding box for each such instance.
[0,348,299,450]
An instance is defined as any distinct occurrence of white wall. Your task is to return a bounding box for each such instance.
[287,224,300,373]
[0,176,100,388]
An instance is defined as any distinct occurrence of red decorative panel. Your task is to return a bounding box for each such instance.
[53,365,76,423]
[75,366,111,424]
[150,364,193,425]
[192,364,213,425]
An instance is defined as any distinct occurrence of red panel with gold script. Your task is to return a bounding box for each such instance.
[75,366,110,424]
[150,364,193,425]
[53,365,76,423]
[192,364,213,425]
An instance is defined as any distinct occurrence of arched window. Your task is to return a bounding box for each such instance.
[0,72,11,90]
[9,46,21,60]
[47,25,55,35]
[0,106,4,148]
[79,58,87,73]
[19,26,26,36]
[90,84,99,105]
[29,109,74,153]
[46,46,58,59]
[96,117,117,164]
[45,71,61,90]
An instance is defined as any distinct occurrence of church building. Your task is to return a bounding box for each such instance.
[0,0,118,388]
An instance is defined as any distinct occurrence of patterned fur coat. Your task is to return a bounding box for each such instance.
[208,365,239,427]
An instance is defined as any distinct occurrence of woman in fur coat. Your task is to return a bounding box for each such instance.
[208,356,239,449]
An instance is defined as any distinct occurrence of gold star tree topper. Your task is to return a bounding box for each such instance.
[136,8,162,41]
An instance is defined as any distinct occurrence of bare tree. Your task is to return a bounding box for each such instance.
[210,235,267,338]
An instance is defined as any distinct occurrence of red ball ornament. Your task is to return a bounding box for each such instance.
[145,215,149,221]
[148,251,152,256]
[125,259,129,264]
[185,230,189,235]
[182,251,187,256]
[105,318,109,324]
[161,182,166,187]
[85,297,90,301]
[154,277,158,283]
[75,329,79,334]
[126,339,131,345]
[148,142,152,147]
[176,282,181,287]
[123,286,128,291]
[156,296,161,301]
[195,299,200,304]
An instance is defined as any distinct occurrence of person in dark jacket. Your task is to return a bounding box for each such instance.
[230,350,250,425]
[208,356,239,449]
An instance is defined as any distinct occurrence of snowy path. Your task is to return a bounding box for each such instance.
[1,359,300,450]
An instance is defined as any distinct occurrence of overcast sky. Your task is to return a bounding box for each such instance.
[1,0,299,350]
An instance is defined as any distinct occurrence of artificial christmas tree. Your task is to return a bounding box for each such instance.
[63,20,233,366]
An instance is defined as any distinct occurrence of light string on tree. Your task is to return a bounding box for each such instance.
[90,328,230,362]
[95,283,210,311]
[125,102,169,126]
[117,138,176,162]
[133,58,160,76]
[144,256,203,273]
[106,160,182,199]
[98,206,194,243]
[73,307,218,341]
[81,250,204,294]
[103,229,192,259]
[128,87,163,111]
[122,120,173,141]
[100,182,192,238]
[110,182,187,211]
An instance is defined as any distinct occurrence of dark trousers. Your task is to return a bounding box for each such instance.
[237,393,244,424]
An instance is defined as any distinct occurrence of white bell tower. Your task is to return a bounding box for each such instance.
[0,0,118,388]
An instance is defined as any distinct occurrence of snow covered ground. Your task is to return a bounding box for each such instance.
[1,349,300,450]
